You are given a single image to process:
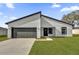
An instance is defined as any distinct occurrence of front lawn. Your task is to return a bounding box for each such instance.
[29,36,79,55]
[0,35,8,41]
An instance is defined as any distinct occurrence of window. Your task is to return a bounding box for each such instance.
[48,28,52,34]
[61,27,67,35]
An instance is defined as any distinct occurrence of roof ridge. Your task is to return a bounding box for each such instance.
[41,14,73,26]
[6,11,41,24]
[5,11,72,26]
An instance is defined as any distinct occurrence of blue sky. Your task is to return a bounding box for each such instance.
[1,3,79,28]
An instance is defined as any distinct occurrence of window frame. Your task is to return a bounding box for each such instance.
[48,28,53,34]
[61,27,67,35]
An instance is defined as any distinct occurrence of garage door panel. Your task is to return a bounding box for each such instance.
[17,32,36,38]
[12,28,37,38]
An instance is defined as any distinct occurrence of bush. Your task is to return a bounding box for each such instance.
[73,34,79,37]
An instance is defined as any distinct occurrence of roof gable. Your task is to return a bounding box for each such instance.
[6,11,41,24]
[41,15,73,26]
[5,11,72,26]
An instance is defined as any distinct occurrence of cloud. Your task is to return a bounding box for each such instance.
[61,6,79,12]
[4,16,8,18]
[0,12,3,15]
[52,3,61,8]
[9,16,17,20]
[6,3,15,8]
[4,16,17,20]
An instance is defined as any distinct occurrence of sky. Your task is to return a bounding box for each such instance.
[1,3,79,28]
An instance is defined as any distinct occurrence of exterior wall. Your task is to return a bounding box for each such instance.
[72,29,79,34]
[7,13,41,38]
[41,27,55,37]
[41,16,72,37]
[8,27,11,38]
[7,13,72,38]
[0,29,7,35]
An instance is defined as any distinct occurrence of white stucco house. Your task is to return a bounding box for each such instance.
[0,27,7,36]
[6,11,73,38]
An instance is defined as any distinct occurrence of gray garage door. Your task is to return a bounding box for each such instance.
[12,28,37,38]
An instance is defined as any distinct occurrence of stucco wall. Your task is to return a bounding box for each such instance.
[41,16,72,36]
[7,27,11,38]
[0,29,7,35]
[7,13,41,38]
[7,13,72,38]
[72,29,79,34]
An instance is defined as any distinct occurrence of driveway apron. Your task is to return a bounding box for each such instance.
[0,38,36,55]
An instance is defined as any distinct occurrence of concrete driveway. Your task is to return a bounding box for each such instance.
[0,38,36,55]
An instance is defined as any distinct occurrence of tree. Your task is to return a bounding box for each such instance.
[62,10,79,24]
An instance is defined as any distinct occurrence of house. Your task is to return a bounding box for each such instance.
[0,27,7,36]
[6,11,72,38]
[72,20,79,34]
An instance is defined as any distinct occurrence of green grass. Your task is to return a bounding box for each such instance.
[0,35,8,41]
[29,36,79,55]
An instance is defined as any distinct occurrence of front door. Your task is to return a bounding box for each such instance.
[43,28,48,36]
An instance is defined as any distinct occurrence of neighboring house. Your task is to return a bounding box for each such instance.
[6,11,72,38]
[72,20,79,34]
[0,27,7,36]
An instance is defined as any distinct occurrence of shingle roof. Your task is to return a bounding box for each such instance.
[5,11,73,26]
[0,27,7,30]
